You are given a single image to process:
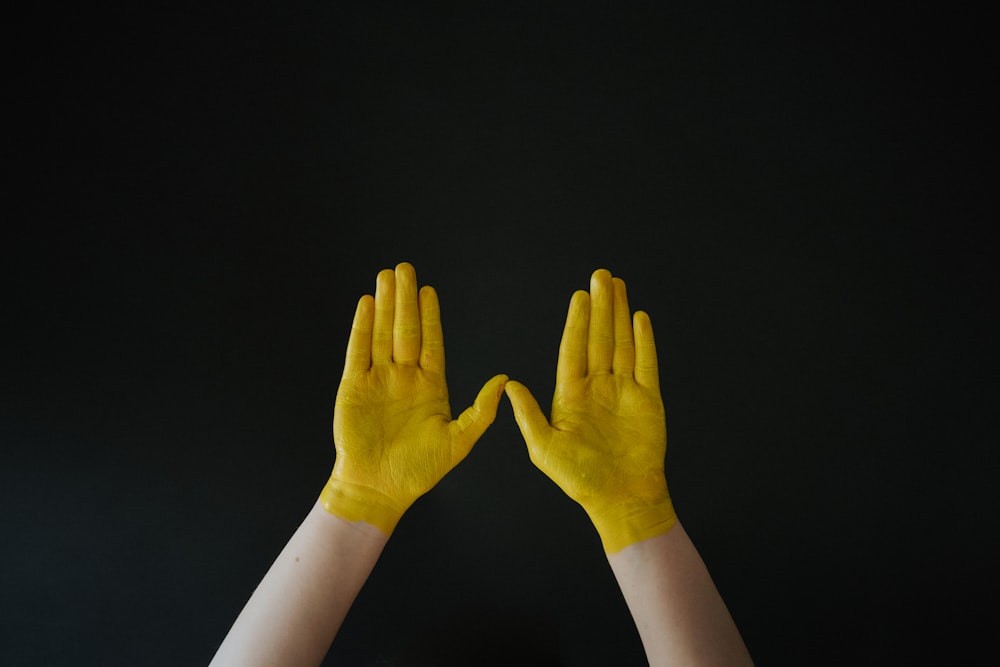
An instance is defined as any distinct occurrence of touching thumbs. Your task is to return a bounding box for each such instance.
[504,380,552,448]
[450,374,509,454]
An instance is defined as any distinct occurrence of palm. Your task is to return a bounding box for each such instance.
[333,366,455,502]
[546,373,667,505]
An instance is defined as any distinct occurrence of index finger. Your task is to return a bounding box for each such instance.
[343,294,374,378]
[633,310,660,390]
[556,290,590,386]
[419,285,445,373]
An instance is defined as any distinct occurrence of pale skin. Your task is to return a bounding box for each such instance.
[212,263,751,666]
[608,524,755,666]
[208,504,388,666]
[505,269,754,666]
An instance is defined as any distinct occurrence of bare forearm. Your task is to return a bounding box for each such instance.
[608,521,753,667]
[210,501,389,667]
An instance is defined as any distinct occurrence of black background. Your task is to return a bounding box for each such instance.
[3,3,996,665]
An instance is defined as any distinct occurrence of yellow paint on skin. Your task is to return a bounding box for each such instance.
[505,268,679,554]
[319,478,405,536]
[588,494,677,554]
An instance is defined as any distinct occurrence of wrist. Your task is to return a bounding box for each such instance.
[319,475,409,536]
[585,490,677,554]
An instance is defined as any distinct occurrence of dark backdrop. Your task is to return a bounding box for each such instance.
[3,3,995,665]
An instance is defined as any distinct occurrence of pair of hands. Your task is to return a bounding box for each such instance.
[319,263,676,553]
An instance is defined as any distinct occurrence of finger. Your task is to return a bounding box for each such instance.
[343,294,374,378]
[611,277,636,376]
[556,290,590,386]
[418,285,446,373]
[633,311,660,390]
[504,380,552,450]
[393,262,421,366]
[372,268,395,365]
[587,269,614,374]
[449,374,509,458]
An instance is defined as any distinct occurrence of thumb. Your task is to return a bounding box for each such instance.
[504,380,552,448]
[450,374,509,455]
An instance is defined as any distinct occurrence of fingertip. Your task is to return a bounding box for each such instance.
[591,268,613,284]
[418,286,441,319]
[395,261,417,284]
[612,276,627,294]
[569,290,590,311]
[487,373,509,401]
[376,267,395,290]
[476,377,507,420]
[354,294,375,323]
[612,278,631,318]
[503,380,518,399]
[395,261,416,281]
[634,310,653,333]
[590,270,613,298]
[504,381,540,415]
[503,381,527,410]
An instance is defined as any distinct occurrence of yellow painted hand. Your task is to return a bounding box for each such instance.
[505,269,676,553]
[320,262,507,535]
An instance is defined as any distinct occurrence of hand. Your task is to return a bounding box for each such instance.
[320,262,507,534]
[505,269,676,552]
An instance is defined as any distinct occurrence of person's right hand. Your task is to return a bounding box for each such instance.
[505,269,676,553]
[321,262,507,535]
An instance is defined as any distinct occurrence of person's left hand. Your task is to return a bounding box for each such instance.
[320,262,507,534]
[505,269,675,553]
